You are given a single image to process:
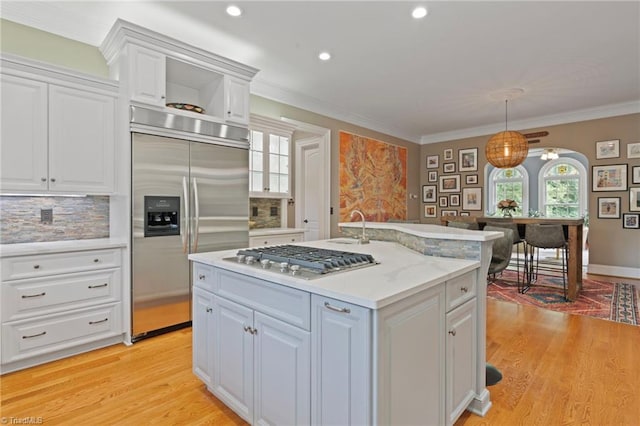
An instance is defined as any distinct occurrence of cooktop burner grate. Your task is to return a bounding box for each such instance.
[231,244,378,276]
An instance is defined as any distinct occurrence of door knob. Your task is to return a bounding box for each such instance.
[303,219,308,223]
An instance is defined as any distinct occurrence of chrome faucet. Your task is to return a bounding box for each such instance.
[350,209,370,244]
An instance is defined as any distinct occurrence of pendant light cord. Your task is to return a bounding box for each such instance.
[504,99,508,131]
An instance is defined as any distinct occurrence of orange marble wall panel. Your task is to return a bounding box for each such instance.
[339,131,407,222]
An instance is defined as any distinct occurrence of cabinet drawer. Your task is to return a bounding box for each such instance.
[2,303,122,363]
[2,269,121,322]
[445,271,476,312]
[249,233,304,247]
[217,269,310,330]
[193,262,217,293]
[1,249,121,281]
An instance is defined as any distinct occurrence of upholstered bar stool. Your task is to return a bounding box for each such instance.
[484,226,515,282]
[485,222,525,291]
[524,224,568,300]
[447,221,479,230]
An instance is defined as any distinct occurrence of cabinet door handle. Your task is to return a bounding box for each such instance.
[324,302,351,314]
[89,318,109,325]
[33,264,40,269]
[206,307,212,313]
[93,258,100,263]
[460,286,468,293]
[244,325,251,333]
[199,274,206,280]
[41,177,47,182]
[22,331,46,339]
[448,330,456,336]
[22,292,46,298]
[161,95,166,99]
[251,327,257,335]
[50,178,56,182]
[88,283,108,289]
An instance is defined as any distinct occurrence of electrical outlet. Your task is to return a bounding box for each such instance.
[41,208,53,224]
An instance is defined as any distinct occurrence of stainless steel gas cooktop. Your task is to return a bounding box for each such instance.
[223,244,379,280]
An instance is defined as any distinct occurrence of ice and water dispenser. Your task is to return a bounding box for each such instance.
[144,196,180,237]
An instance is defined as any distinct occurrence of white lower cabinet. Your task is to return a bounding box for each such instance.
[446,298,477,425]
[192,287,215,387]
[0,246,125,373]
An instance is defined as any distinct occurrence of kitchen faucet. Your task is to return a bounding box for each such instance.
[350,210,370,244]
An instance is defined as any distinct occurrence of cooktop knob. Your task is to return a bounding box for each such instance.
[280,262,289,273]
[290,265,301,275]
[245,256,256,265]
[261,259,272,269]
[236,254,246,263]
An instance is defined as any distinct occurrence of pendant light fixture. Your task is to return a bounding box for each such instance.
[485,98,529,168]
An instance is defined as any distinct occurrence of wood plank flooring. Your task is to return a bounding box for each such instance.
[2,281,639,425]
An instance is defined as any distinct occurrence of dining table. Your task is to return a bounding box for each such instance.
[441,216,585,300]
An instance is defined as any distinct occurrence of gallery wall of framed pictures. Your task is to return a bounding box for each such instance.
[591,139,640,230]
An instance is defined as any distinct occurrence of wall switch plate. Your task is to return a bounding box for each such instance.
[41,208,53,224]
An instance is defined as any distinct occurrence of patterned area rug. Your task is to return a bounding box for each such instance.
[488,270,640,326]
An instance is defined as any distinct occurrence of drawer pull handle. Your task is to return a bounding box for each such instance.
[89,318,109,325]
[23,331,46,339]
[244,325,251,333]
[88,283,108,289]
[93,259,100,263]
[33,264,40,269]
[206,307,212,313]
[199,274,206,280]
[460,286,468,293]
[449,330,456,336]
[22,292,46,298]
[324,302,351,314]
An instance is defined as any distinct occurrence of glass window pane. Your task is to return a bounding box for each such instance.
[270,173,279,193]
[252,152,263,172]
[279,173,289,193]
[270,154,279,173]
[279,137,289,155]
[251,171,263,192]
[269,134,279,154]
[280,156,289,175]
[251,131,263,151]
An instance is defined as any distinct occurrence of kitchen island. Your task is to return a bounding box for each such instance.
[189,225,500,425]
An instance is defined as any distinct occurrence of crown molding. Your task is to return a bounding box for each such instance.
[420,101,640,145]
[250,78,422,144]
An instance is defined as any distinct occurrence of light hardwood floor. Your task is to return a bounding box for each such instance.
[2,279,639,425]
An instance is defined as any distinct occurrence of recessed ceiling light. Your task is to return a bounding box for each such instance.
[412,6,428,19]
[318,52,331,61]
[226,5,242,17]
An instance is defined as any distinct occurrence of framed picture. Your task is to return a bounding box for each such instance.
[450,194,460,207]
[443,162,456,173]
[426,155,439,169]
[622,213,639,229]
[466,174,478,185]
[441,209,458,217]
[444,148,453,160]
[630,188,640,212]
[439,175,460,193]
[424,205,437,218]
[422,185,437,203]
[627,142,640,159]
[439,196,448,207]
[460,211,470,217]
[597,197,621,219]
[592,164,628,191]
[462,187,482,211]
[633,166,640,184]
[595,139,620,159]
[459,147,478,172]
[428,171,438,182]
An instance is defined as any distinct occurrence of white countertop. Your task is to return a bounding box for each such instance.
[249,228,305,236]
[339,221,501,242]
[0,238,128,257]
[189,239,479,309]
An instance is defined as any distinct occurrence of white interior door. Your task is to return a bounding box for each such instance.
[290,119,330,241]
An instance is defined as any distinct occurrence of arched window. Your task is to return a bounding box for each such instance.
[488,166,529,216]
[539,158,587,218]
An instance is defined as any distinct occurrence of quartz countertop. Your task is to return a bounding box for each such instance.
[0,238,128,257]
[249,227,305,236]
[339,221,501,242]
[189,239,479,309]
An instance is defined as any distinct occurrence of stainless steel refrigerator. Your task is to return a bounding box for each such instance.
[131,107,249,342]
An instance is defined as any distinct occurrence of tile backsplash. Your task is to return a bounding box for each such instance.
[250,198,282,229]
[0,196,110,244]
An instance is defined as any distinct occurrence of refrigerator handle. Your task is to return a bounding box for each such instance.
[182,176,189,254]
[193,177,200,252]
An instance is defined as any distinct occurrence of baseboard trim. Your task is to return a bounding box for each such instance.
[587,264,640,279]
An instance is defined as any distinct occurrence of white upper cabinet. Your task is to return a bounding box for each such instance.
[0,74,48,192]
[101,19,258,127]
[0,58,117,195]
[128,44,166,106]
